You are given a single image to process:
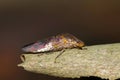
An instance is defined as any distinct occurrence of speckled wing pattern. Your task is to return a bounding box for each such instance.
[22,33,85,53]
[50,33,84,51]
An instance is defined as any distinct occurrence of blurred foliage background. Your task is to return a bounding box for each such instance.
[0,0,120,80]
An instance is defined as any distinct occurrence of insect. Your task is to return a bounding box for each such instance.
[22,33,85,62]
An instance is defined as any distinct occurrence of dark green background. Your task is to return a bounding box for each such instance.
[0,1,120,80]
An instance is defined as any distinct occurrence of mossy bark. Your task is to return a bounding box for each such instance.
[18,43,120,80]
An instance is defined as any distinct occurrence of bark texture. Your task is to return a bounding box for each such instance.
[18,43,120,80]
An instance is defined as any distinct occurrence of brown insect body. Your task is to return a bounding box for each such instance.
[22,33,85,53]
[51,33,84,51]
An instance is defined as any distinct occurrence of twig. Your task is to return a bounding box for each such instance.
[18,43,120,80]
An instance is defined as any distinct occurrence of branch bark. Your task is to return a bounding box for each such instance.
[18,43,120,80]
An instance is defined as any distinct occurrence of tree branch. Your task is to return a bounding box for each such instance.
[18,43,120,80]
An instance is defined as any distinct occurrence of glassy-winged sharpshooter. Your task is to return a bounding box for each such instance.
[22,33,85,53]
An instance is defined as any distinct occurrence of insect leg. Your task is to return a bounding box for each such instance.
[78,47,87,50]
[54,49,65,63]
